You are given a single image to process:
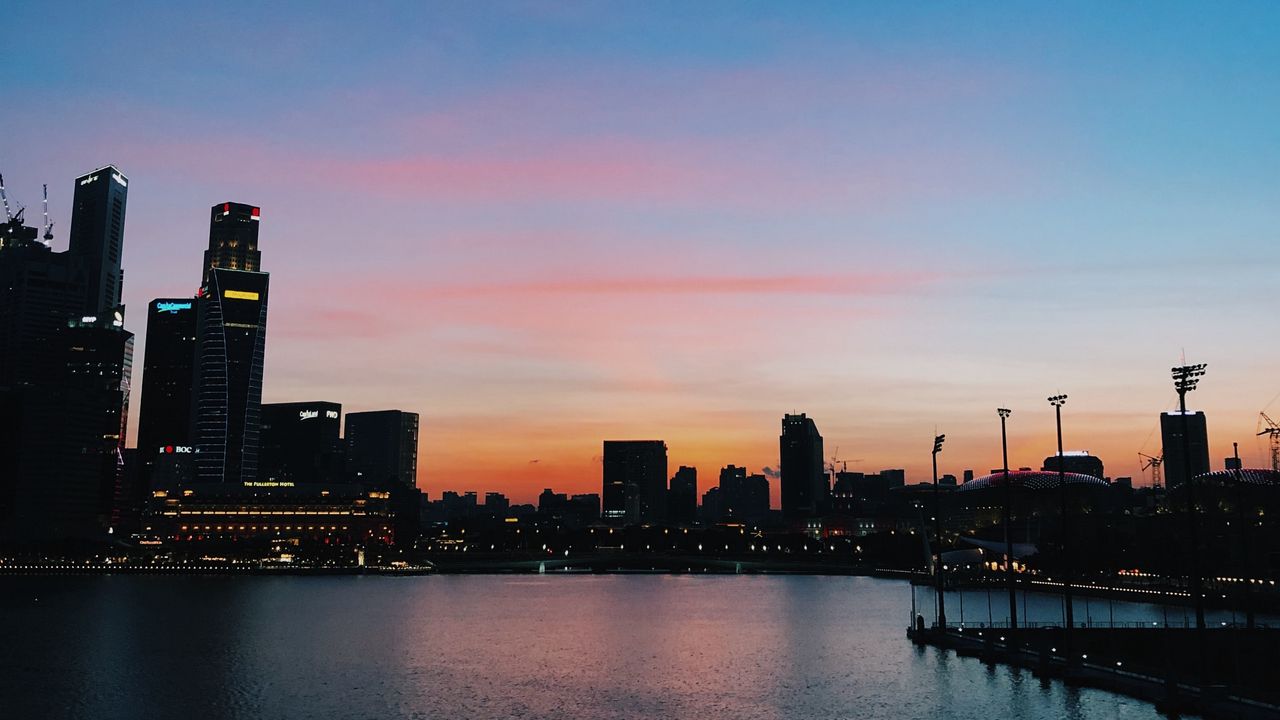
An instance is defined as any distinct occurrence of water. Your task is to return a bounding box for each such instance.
[1,574,1187,719]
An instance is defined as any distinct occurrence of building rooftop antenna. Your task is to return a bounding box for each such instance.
[42,184,54,244]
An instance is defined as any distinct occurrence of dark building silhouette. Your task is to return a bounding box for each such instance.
[202,202,260,285]
[345,410,420,487]
[602,440,667,523]
[68,166,128,316]
[259,402,343,485]
[668,465,698,525]
[484,492,510,513]
[346,409,422,545]
[1161,411,1210,488]
[0,167,133,540]
[193,268,269,484]
[60,316,134,532]
[780,413,826,518]
[701,486,723,523]
[136,298,198,490]
[1042,451,1105,480]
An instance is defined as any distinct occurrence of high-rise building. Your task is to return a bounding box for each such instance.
[780,413,826,518]
[668,465,698,525]
[0,168,133,540]
[203,202,261,285]
[345,410,420,487]
[259,402,343,485]
[1161,411,1210,488]
[68,166,128,316]
[718,465,770,524]
[60,316,134,532]
[193,267,270,485]
[136,298,198,489]
[602,440,667,523]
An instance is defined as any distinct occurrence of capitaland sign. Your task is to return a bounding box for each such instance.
[299,410,319,420]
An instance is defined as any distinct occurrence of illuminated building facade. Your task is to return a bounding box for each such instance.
[602,440,667,523]
[202,202,261,284]
[137,298,198,490]
[259,401,344,485]
[780,413,826,518]
[146,482,394,549]
[193,268,269,485]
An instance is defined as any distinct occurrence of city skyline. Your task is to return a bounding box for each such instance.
[4,3,1279,503]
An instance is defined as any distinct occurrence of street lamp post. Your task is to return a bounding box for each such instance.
[932,433,946,629]
[998,408,1017,634]
[1048,394,1074,656]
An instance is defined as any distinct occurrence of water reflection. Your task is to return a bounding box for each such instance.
[0,575,1203,720]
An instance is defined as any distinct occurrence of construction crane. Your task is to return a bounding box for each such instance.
[1257,412,1280,472]
[1139,452,1163,489]
[41,184,53,243]
[0,173,12,222]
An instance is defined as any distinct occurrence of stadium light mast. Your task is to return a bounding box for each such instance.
[1048,394,1075,657]
[932,433,946,629]
[998,408,1017,634]
[1172,363,1207,633]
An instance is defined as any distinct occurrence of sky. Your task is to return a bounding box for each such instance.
[3,2,1279,503]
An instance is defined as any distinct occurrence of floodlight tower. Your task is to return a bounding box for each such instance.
[1048,394,1075,654]
[1172,363,1207,632]
[998,408,1017,633]
[932,433,946,629]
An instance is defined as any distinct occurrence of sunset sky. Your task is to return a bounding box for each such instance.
[4,2,1279,503]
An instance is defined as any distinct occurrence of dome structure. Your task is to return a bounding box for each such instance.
[956,469,1109,492]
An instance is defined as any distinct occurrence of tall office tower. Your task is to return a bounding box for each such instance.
[1161,410,1210,488]
[259,401,343,485]
[60,316,134,532]
[345,410,420,487]
[602,440,668,523]
[780,413,826,519]
[347,409,422,545]
[202,202,261,284]
[68,166,128,315]
[193,268,269,484]
[136,299,198,489]
[667,465,698,525]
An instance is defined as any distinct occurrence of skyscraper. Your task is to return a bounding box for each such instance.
[203,202,261,284]
[68,166,128,316]
[1161,410,1210,488]
[602,440,667,523]
[136,298,198,489]
[345,410,420,487]
[0,168,133,540]
[780,413,826,518]
[193,268,270,484]
[345,409,422,545]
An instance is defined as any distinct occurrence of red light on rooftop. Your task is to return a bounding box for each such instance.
[251,207,260,217]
